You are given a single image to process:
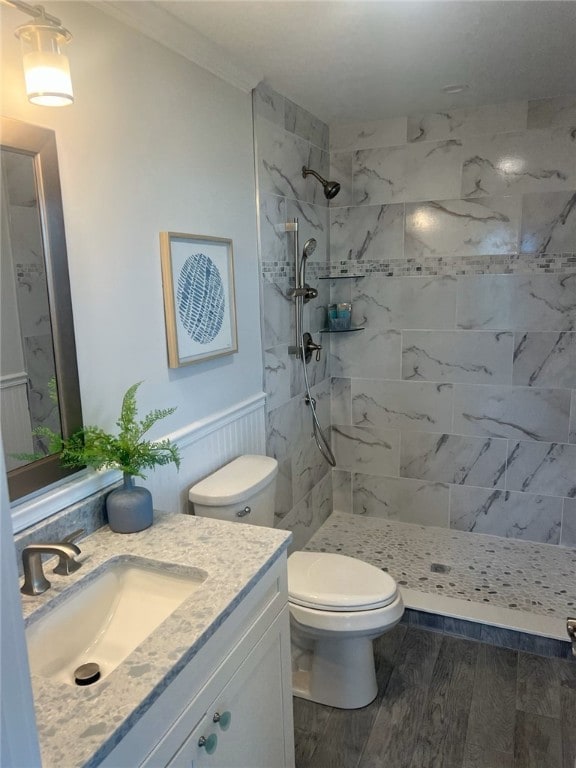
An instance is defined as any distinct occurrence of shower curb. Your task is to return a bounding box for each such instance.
[401,608,573,659]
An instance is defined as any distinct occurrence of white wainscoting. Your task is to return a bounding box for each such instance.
[0,372,32,471]
[149,393,267,515]
[11,393,267,533]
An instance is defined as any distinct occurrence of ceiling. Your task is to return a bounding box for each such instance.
[106,1,576,124]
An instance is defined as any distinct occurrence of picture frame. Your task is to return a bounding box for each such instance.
[160,232,238,367]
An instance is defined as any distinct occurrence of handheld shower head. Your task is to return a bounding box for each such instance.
[299,237,317,287]
[303,238,317,258]
[302,166,341,200]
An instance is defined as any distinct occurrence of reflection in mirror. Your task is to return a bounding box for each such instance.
[0,117,82,501]
[1,149,62,467]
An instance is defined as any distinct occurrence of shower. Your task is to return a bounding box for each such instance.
[287,219,336,468]
[302,166,341,200]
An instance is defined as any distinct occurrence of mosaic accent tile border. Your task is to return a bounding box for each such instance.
[261,259,331,281]
[328,253,576,278]
[262,254,576,280]
[305,511,576,620]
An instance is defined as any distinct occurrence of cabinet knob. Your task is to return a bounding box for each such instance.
[213,710,232,730]
[198,733,217,754]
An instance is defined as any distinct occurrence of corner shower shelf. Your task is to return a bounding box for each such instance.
[320,326,365,334]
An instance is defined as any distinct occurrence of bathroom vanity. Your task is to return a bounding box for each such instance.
[20,512,294,768]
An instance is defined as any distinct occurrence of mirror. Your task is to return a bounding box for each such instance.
[0,117,82,501]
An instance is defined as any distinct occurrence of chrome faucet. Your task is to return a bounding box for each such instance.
[21,541,82,596]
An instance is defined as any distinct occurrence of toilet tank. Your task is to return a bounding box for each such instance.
[188,455,278,527]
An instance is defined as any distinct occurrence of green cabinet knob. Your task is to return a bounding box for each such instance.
[198,733,217,754]
[213,711,231,730]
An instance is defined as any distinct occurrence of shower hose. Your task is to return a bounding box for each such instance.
[300,337,336,468]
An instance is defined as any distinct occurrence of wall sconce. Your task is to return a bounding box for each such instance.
[2,0,73,106]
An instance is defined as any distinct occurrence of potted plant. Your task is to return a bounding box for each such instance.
[32,382,181,533]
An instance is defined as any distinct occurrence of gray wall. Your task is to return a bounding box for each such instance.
[253,83,333,549]
[2,2,265,524]
[329,96,576,547]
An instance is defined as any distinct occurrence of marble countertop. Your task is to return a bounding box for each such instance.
[20,512,291,768]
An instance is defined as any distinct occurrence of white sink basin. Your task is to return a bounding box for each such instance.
[26,557,208,686]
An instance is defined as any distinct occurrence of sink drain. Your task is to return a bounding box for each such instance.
[74,662,101,686]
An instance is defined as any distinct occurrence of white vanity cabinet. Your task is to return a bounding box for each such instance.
[99,555,295,768]
[167,611,289,767]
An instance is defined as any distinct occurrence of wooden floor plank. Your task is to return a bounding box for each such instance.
[462,743,514,768]
[293,698,332,768]
[373,622,408,676]
[409,635,479,768]
[514,711,563,768]
[297,624,408,768]
[558,658,576,768]
[516,652,561,719]
[358,628,444,768]
[360,677,436,768]
[294,725,326,768]
[387,625,444,688]
[292,696,332,734]
[466,643,517,754]
[292,628,575,768]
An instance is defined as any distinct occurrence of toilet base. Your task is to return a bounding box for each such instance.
[291,628,378,709]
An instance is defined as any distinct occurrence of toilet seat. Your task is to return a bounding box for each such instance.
[290,591,404,634]
[288,552,398,612]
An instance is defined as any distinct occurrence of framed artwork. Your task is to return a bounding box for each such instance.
[160,232,238,367]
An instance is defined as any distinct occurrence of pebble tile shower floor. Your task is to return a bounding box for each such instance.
[305,512,576,622]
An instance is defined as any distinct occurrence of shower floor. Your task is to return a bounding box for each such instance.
[304,512,576,642]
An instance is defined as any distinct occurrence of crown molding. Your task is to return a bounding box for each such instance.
[93,1,262,94]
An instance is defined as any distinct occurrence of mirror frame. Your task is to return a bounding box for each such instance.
[1,117,83,501]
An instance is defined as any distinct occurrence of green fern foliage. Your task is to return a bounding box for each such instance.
[17,382,180,479]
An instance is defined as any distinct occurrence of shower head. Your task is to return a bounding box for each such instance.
[302,238,317,258]
[302,166,341,200]
[299,237,317,287]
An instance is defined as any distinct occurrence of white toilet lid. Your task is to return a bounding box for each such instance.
[287,552,398,612]
[188,455,278,506]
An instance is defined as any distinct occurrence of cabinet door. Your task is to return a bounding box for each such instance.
[168,609,292,768]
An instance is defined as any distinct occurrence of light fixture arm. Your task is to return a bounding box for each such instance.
[0,0,62,27]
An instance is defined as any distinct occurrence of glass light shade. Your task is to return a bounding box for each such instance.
[23,49,73,106]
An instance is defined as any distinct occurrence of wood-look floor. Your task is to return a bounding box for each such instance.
[293,625,576,768]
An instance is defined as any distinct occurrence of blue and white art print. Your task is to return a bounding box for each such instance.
[177,253,225,344]
[161,233,237,367]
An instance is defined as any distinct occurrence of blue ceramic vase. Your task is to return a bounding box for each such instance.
[106,473,153,533]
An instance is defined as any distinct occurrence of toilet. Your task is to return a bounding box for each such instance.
[188,455,404,710]
[288,551,403,709]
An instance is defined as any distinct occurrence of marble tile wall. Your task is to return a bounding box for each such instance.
[254,83,333,543]
[330,95,576,277]
[329,95,576,547]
